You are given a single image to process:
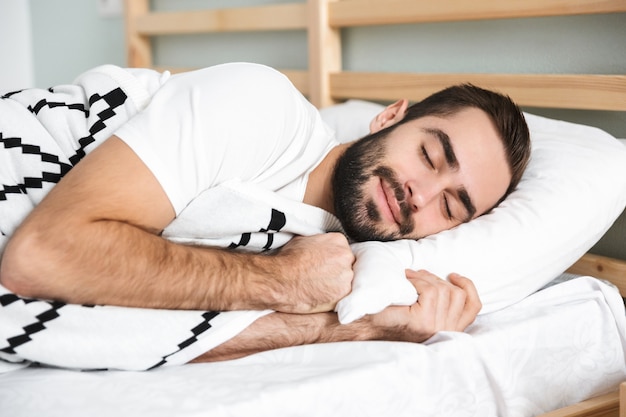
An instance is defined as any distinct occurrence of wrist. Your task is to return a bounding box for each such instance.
[272,312,380,345]
[244,252,292,310]
[320,313,382,343]
[366,306,411,342]
[251,250,314,313]
[189,248,277,311]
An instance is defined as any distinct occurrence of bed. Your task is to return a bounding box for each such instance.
[1,0,626,416]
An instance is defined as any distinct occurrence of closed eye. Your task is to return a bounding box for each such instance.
[443,194,452,219]
[421,146,435,169]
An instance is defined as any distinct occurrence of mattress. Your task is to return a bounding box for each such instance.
[1,275,624,417]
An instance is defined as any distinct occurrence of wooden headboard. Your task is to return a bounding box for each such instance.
[123,0,626,296]
[124,0,626,110]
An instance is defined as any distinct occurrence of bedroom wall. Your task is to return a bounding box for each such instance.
[0,0,35,90]
[28,0,125,88]
[25,0,626,260]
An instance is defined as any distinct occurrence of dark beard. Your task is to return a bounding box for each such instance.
[331,131,414,242]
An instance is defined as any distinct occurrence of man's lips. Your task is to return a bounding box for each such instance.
[379,177,403,226]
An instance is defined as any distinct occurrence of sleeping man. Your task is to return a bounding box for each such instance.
[0,62,530,363]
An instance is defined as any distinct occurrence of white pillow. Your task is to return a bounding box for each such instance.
[319,99,385,143]
[321,101,626,324]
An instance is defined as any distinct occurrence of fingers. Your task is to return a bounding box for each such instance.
[405,270,448,332]
[448,273,482,330]
[405,269,481,333]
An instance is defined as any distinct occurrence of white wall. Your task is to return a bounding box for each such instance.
[0,0,35,90]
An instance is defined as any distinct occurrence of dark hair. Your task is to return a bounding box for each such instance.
[400,84,531,202]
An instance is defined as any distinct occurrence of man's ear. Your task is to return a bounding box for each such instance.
[369,99,409,133]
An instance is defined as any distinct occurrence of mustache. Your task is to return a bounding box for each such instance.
[372,166,414,235]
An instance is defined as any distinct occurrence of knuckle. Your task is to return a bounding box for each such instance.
[328,232,347,244]
[345,252,356,264]
[437,281,452,296]
[422,321,436,336]
[451,285,466,300]
[471,298,483,313]
[344,269,355,282]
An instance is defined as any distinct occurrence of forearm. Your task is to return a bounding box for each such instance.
[192,311,379,363]
[192,271,483,363]
[1,217,282,311]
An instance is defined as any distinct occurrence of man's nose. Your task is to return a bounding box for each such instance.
[406,179,440,211]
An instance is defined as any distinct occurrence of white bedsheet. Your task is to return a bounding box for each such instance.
[1,276,624,417]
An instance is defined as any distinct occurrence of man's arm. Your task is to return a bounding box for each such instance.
[0,136,354,313]
[193,270,481,362]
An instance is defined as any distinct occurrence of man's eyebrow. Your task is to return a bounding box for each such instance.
[423,128,459,169]
[458,188,477,223]
[422,127,477,221]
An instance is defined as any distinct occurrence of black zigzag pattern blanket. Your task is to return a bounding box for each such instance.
[0,66,275,372]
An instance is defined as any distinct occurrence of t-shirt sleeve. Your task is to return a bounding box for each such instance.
[113,62,332,214]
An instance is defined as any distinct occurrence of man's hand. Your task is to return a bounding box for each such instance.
[193,270,481,363]
[269,233,355,314]
[367,270,482,342]
[368,270,482,342]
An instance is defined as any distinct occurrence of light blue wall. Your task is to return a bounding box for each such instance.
[30,0,125,88]
[0,0,35,90]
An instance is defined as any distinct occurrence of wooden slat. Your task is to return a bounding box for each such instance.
[329,72,626,110]
[537,390,619,417]
[281,70,311,96]
[308,0,342,107]
[134,3,307,35]
[330,0,626,27]
[124,0,152,68]
[151,66,196,74]
[567,253,626,297]
[619,382,626,417]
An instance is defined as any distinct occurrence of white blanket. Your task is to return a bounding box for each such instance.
[0,287,269,371]
[1,276,624,417]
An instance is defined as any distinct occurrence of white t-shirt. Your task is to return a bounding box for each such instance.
[115,62,338,215]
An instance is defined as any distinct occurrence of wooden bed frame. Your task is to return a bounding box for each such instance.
[123,1,626,416]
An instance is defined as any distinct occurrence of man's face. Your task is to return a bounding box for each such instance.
[333,107,511,242]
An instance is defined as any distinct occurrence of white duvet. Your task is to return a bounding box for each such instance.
[1,276,624,417]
